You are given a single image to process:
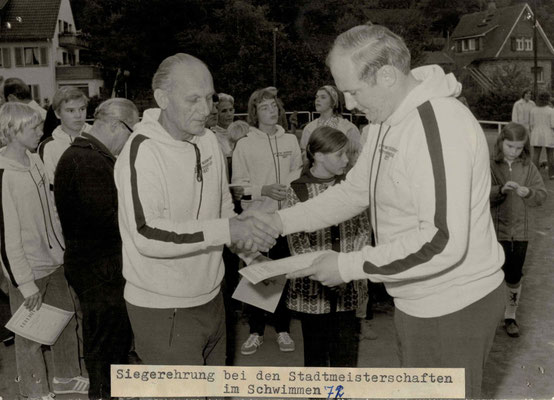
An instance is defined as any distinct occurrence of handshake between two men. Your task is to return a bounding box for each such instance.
[228,210,345,287]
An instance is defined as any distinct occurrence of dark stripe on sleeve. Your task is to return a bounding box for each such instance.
[363,101,449,275]
[0,170,19,287]
[129,135,205,244]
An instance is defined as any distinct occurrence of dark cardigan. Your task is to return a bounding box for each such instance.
[54,133,122,263]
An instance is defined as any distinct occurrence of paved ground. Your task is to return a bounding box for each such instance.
[1,129,553,399]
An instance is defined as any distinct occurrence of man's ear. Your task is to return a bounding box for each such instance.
[377,65,397,88]
[154,88,169,110]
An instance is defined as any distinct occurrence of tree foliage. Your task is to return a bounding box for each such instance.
[467,64,532,121]
[70,0,554,115]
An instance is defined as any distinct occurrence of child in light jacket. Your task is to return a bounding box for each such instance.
[0,103,88,400]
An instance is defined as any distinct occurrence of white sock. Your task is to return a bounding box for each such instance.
[504,285,521,320]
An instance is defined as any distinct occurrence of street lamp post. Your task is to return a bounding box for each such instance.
[532,0,538,98]
[273,27,278,87]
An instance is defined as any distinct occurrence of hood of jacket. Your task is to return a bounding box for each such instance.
[134,108,211,147]
[386,65,462,126]
[246,125,285,140]
[0,149,36,172]
[51,122,91,144]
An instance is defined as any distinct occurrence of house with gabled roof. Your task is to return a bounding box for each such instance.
[0,0,103,105]
[448,1,554,92]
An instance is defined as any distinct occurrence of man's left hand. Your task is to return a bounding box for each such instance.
[286,252,344,287]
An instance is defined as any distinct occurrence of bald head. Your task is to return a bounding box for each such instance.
[91,98,139,155]
[152,53,215,141]
[152,53,211,92]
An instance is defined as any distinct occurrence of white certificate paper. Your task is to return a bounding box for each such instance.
[238,250,332,284]
[232,275,287,313]
[5,303,74,345]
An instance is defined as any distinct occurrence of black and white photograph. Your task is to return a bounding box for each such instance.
[1,0,554,399]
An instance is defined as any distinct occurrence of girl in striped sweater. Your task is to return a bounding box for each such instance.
[284,126,371,367]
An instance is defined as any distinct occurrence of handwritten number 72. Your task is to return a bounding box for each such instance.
[325,385,344,399]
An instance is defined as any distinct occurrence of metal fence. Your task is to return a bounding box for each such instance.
[86,111,508,134]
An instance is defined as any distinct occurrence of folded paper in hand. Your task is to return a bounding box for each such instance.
[239,250,331,284]
[232,275,286,313]
[5,303,74,345]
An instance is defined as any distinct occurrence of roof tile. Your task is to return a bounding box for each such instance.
[451,3,525,40]
[0,0,61,41]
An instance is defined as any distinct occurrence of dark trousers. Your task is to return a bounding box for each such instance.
[248,290,291,334]
[248,235,291,335]
[394,283,504,399]
[126,292,226,366]
[499,240,528,286]
[299,310,360,367]
[221,246,241,365]
[65,254,132,400]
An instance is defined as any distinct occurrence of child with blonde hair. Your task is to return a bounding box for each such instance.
[0,103,88,399]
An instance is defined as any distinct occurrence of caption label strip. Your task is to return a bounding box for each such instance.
[111,365,465,398]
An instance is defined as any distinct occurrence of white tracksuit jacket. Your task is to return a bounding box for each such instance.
[278,65,504,318]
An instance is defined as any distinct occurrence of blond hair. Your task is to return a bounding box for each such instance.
[52,86,88,112]
[0,102,41,146]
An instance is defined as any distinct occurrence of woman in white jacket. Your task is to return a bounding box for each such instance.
[231,88,302,356]
[300,85,362,169]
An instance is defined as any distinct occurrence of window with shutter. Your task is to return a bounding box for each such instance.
[40,47,48,66]
[14,47,23,66]
[12,47,48,66]
[525,38,533,51]
[0,48,9,68]
[456,41,462,52]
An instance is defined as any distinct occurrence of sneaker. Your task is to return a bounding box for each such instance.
[276,332,295,352]
[28,393,55,400]
[52,376,89,394]
[241,333,263,355]
[505,319,520,338]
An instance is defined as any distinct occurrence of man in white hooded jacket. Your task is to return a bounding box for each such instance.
[260,24,505,398]
[114,53,278,367]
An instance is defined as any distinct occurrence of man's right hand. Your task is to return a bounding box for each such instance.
[229,212,280,252]
[262,184,287,201]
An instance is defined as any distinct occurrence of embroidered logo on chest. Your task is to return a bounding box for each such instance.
[275,150,293,159]
[201,156,213,174]
[380,144,398,160]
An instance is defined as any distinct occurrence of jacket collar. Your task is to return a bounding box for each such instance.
[293,169,345,185]
[73,133,115,162]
